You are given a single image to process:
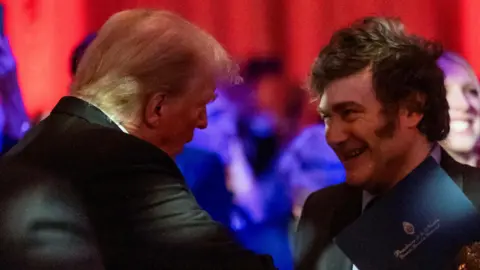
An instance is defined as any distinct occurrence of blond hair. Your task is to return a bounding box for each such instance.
[71,9,238,124]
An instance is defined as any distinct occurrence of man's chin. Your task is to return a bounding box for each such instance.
[186,134,194,144]
[445,136,475,151]
[170,145,186,158]
[345,175,368,187]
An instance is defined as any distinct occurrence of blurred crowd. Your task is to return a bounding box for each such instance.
[0,18,480,270]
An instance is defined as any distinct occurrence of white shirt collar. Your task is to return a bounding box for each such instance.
[430,143,442,164]
[114,121,128,133]
[86,100,129,134]
[362,191,375,210]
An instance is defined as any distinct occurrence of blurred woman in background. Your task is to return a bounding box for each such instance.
[438,52,480,167]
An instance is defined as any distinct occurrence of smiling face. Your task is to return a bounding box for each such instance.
[438,56,480,155]
[319,68,423,191]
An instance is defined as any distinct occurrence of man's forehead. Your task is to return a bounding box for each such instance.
[319,70,374,110]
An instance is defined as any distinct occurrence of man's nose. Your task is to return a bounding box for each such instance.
[197,109,208,129]
[325,120,349,147]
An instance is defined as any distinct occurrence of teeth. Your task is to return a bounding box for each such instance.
[451,120,470,132]
[351,150,361,156]
[347,148,363,158]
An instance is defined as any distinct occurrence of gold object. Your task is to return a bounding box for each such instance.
[456,243,480,270]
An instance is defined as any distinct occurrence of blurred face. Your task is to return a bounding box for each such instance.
[438,58,480,154]
[319,69,417,190]
[224,84,258,117]
[257,74,289,116]
[226,74,287,121]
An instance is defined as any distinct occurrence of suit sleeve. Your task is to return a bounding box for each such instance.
[93,166,275,270]
[0,168,104,270]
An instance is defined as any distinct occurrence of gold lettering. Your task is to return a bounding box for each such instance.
[393,220,441,260]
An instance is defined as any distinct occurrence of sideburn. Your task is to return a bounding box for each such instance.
[375,95,424,139]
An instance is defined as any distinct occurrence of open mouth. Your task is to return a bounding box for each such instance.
[341,146,368,161]
[450,120,472,133]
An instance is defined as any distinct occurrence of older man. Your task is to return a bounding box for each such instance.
[0,9,274,270]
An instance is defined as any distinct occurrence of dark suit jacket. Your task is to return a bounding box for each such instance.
[175,147,233,228]
[0,96,275,270]
[295,150,480,270]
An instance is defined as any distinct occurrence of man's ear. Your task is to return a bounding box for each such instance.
[401,92,426,128]
[144,92,165,127]
[401,109,424,128]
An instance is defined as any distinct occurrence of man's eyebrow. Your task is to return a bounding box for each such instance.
[318,101,365,116]
[331,101,364,112]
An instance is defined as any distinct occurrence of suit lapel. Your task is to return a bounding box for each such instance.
[322,185,362,270]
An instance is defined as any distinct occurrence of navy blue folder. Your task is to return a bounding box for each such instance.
[334,156,480,270]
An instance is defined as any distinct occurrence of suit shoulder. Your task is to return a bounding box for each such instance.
[73,128,172,163]
[16,124,181,178]
[304,183,348,209]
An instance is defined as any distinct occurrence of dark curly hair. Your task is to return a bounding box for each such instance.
[309,17,449,142]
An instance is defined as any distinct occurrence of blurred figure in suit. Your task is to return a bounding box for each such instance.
[438,52,480,167]
[0,9,275,270]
